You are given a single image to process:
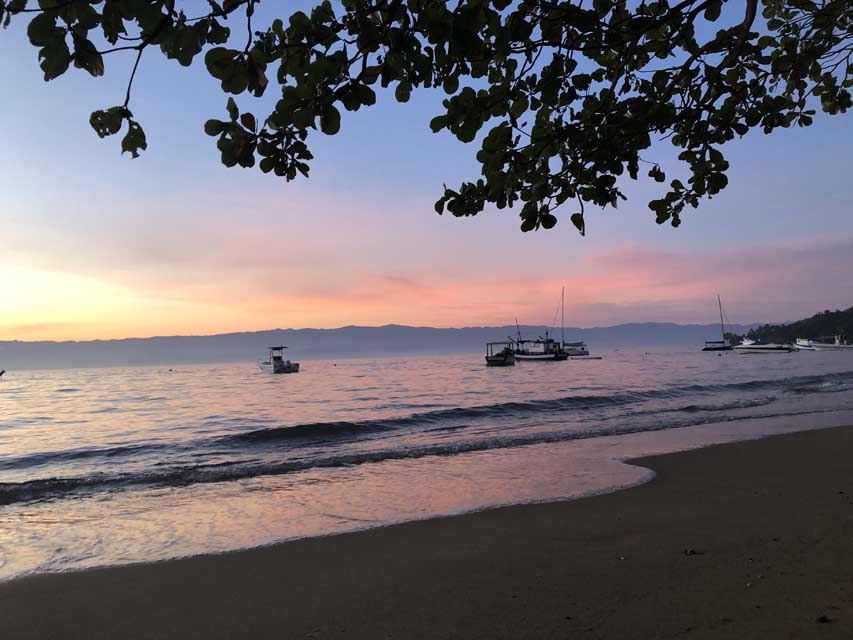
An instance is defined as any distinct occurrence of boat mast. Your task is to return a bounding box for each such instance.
[561,286,565,345]
[717,294,725,341]
[515,317,521,343]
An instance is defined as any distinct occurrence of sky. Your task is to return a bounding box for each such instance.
[1,3,852,341]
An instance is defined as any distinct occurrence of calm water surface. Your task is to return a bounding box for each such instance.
[2,349,853,580]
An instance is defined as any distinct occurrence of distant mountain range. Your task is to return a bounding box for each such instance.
[0,322,760,370]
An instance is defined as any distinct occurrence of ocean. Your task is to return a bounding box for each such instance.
[3,348,853,580]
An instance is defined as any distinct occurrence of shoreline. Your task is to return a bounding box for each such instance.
[3,426,853,638]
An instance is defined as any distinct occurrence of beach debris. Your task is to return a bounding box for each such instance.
[816,615,833,624]
[683,547,705,556]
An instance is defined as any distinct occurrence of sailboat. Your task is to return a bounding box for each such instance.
[559,286,591,356]
[702,295,733,352]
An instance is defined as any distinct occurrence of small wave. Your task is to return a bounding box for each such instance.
[677,396,778,413]
[90,407,120,414]
[0,443,169,471]
[787,381,851,395]
[2,404,847,506]
[219,370,853,446]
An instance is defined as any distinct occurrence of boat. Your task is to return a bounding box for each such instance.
[796,336,853,351]
[562,341,590,356]
[258,346,300,374]
[733,338,795,354]
[509,292,569,362]
[511,332,569,361]
[510,287,590,362]
[703,295,733,351]
[485,341,516,366]
[795,338,818,351]
[558,287,592,356]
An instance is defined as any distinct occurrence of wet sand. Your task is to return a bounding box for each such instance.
[2,426,852,639]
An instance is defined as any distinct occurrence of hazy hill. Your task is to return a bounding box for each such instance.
[0,322,758,370]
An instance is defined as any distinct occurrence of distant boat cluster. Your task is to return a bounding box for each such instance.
[484,287,596,367]
[255,294,852,375]
[703,295,853,354]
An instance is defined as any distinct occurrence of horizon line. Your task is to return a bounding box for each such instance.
[0,320,762,345]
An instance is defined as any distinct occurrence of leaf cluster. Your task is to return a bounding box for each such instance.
[5,0,851,233]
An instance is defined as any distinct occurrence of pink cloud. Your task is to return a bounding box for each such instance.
[6,183,853,337]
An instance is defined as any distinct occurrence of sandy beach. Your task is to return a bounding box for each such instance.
[2,426,852,639]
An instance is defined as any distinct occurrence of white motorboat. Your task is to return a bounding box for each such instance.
[795,338,817,351]
[796,336,853,351]
[259,346,300,374]
[734,338,795,354]
[562,341,590,356]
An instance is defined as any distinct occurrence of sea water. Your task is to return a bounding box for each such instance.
[2,348,853,580]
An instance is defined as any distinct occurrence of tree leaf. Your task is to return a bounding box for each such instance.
[121,119,147,158]
[319,104,341,134]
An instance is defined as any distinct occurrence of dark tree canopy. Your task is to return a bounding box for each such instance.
[3,0,851,233]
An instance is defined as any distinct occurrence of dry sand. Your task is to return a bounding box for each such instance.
[2,426,852,639]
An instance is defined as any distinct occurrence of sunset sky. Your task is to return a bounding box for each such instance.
[2,4,852,342]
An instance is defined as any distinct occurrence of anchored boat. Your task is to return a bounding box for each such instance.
[795,336,853,351]
[703,294,733,352]
[511,331,569,361]
[509,287,591,362]
[259,346,300,374]
[562,341,590,357]
[485,341,516,367]
[733,339,795,354]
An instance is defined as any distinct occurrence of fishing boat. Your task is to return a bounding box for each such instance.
[485,341,516,367]
[703,294,733,351]
[796,336,853,351]
[511,331,569,361]
[510,287,590,362]
[258,346,300,374]
[733,339,795,354]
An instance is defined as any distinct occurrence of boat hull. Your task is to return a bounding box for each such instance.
[702,345,733,352]
[514,353,569,361]
[485,355,515,367]
[733,345,794,354]
[259,361,300,373]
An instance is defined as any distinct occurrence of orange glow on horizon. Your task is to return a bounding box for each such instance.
[4,238,849,342]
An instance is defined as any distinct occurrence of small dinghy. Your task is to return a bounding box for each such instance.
[485,342,516,367]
